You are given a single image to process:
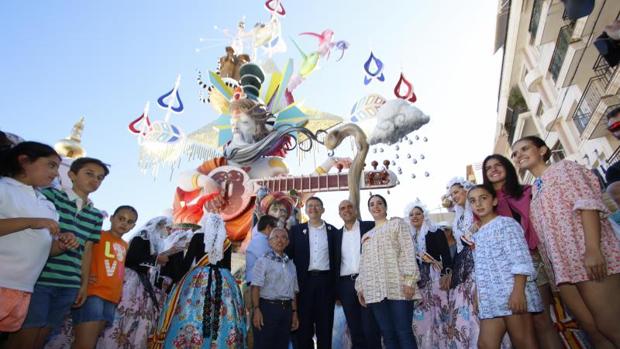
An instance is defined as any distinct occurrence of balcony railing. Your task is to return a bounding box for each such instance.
[571,54,619,134]
[529,0,544,43]
[549,24,574,82]
[608,145,620,168]
[594,55,615,86]
[572,76,607,134]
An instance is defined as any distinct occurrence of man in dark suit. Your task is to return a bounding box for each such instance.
[286,196,337,349]
[333,200,382,349]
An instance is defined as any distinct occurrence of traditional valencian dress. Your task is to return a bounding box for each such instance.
[409,205,453,349]
[446,198,479,349]
[150,213,246,349]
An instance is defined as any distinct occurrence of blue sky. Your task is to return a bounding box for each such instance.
[1,0,502,228]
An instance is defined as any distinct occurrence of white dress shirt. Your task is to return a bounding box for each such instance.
[308,221,330,271]
[340,221,361,276]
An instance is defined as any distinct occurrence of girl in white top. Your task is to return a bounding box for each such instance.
[468,184,541,349]
[0,141,78,332]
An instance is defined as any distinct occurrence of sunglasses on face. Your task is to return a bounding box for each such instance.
[608,121,620,133]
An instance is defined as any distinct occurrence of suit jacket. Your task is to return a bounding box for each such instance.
[286,221,338,294]
[333,220,375,279]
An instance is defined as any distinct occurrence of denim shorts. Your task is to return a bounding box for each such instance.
[21,284,79,329]
[72,295,117,325]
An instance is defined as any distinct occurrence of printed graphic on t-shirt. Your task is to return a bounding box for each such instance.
[103,241,127,277]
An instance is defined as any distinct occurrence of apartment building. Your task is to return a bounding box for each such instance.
[493,0,620,183]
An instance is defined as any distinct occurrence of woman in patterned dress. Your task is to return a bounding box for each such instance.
[150,213,247,349]
[445,178,480,348]
[467,185,542,348]
[512,135,620,347]
[406,201,452,349]
[482,154,563,349]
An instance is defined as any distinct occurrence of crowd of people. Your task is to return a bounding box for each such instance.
[1,118,620,349]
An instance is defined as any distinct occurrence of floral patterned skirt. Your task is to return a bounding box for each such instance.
[445,247,480,349]
[413,263,450,349]
[98,268,165,349]
[44,268,164,349]
[155,265,247,349]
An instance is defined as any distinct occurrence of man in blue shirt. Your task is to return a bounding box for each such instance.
[246,215,278,285]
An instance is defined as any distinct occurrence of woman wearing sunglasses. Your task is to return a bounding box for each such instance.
[605,107,620,184]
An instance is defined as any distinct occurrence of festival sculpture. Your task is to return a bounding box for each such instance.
[129,5,432,246]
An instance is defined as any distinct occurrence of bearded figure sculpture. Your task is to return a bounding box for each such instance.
[174,63,345,243]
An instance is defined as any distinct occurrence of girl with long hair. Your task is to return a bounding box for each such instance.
[512,135,620,347]
[482,154,562,348]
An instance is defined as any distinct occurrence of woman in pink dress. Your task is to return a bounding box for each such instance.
[512,135,620,347]
[482,154,562,349]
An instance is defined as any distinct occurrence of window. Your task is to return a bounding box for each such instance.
[549,23,575,82]
[529,0,544,44]
[550,141,566,163]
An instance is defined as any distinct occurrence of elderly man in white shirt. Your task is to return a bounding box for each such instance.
[286,197,338,349]
[333,200,381,349]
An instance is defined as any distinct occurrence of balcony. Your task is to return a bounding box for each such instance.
[572,76,607,134]
[572,55,619,137]
[608,145,620,169]
[548,23,574,82]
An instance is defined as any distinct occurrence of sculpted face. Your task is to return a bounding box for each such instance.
[230,109,258,145]
[268,202,290,223]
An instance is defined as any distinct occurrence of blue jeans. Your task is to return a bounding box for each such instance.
[21,284,79,329]
[369,299,417,349]
[72,295,117,324]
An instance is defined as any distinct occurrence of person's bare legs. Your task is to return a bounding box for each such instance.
[559,284,614,349]
[6,327,52,349]
[72,321,106,349]
[532,284,563,349]
[505,313,538,349]
[478,318,506,349]
[6,328,38,349]
[577,274,620,346]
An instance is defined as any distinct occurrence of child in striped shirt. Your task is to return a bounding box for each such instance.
[8,157,108,348]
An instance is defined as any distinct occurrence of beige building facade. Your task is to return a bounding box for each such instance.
[493,0,620,183]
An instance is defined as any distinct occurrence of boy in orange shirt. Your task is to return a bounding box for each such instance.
[72,205,137,349]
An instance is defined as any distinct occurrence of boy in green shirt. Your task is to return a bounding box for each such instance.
[8,157,108,349]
